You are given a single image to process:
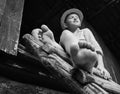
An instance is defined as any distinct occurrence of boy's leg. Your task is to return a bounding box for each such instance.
[60,30,79,55]
[60,30,97,73]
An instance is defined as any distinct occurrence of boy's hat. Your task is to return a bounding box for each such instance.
[61,8,84,29]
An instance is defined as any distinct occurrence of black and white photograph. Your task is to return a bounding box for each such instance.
[0,0,120,94]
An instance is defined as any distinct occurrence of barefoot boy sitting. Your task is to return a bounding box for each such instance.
[32,8,111,79]
[60,8,111,79]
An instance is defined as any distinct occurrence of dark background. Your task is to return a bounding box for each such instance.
[20,0,120,83]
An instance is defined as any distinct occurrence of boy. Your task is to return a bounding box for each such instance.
[32,8,111,79]
[60,8,111,79]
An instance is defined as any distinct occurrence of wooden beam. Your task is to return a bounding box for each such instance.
[0,57,71,93]
[22,34,113,94]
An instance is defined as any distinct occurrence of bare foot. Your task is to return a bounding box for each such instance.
[70,46,97,73]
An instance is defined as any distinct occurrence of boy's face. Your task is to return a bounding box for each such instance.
[65,13,81,28]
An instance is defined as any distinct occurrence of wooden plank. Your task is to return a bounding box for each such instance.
[0,62,69,93]
[0,0,24,55]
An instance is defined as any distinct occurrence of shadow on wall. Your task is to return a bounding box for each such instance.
[82,20,120,84]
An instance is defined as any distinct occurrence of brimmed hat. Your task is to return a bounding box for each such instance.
[61,8,84,29]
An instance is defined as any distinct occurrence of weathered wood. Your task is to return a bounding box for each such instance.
[0,0,6,21]
[23,34,85,94]
[22,34,111,94]
[19,43,109,94]
[73,64,120,94]
[0,0,24,55]
[22,33,71,64]
[0,51,71,93]
[90,74,120,94]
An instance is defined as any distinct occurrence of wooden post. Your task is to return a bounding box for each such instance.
[0,0,24,55]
